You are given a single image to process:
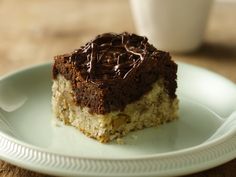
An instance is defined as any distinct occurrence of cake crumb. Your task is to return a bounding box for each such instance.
[52,118,62,127]
[116,138,125,144]
[55,123,61,127]
[131,135,138,140]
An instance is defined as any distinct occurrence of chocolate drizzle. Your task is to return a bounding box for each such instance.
[70,32,148,81]
[53,32,178,114]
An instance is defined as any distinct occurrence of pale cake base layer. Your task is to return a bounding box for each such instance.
[52,75,179,143]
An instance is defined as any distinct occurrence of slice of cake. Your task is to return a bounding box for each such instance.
[52,32,178,143]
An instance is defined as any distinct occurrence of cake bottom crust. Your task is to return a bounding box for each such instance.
[52,75,179,143]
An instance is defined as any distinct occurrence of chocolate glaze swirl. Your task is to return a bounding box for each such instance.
[53,32,177,114]
[70,32,149,81]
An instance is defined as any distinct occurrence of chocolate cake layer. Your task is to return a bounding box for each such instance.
[53,32,177,114]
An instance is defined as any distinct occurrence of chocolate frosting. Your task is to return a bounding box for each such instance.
[53,32,177,114]
[70,33,153,82]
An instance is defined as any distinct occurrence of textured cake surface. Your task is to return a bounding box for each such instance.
[52,74,178,142]
[52,32,178,143]
[53,32,177,114]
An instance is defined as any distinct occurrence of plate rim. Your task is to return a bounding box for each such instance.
[0,130,236,176]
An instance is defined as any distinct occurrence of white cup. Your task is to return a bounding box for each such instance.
[130,0,213,53]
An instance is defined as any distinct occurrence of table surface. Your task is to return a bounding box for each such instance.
[0,0,236,176]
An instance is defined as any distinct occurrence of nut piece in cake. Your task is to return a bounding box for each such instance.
[52,32,178,143]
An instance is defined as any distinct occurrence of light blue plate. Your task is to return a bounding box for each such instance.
[0,62,235,177]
